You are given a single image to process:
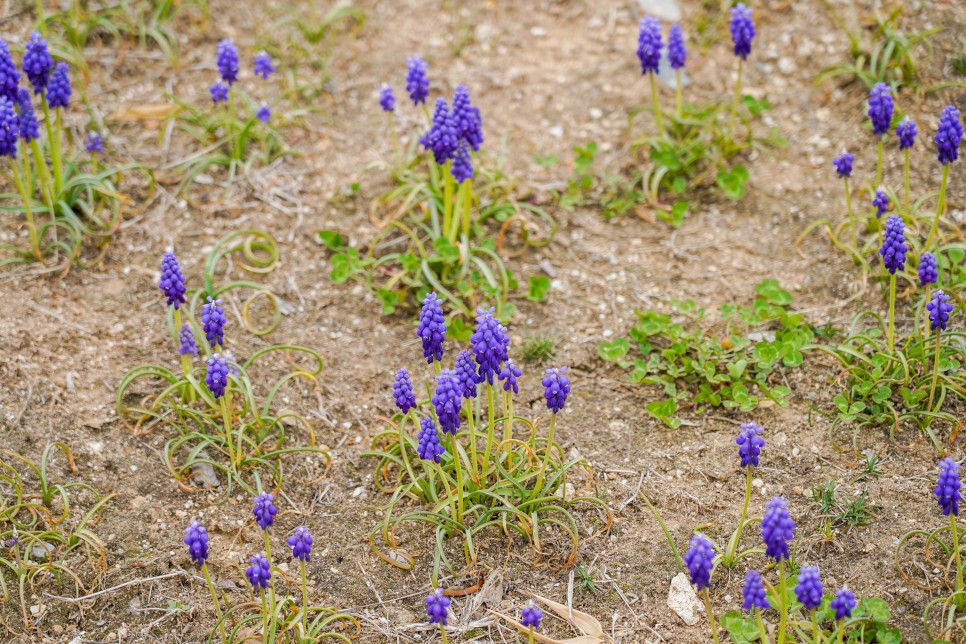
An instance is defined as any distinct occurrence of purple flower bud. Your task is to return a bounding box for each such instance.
[830,587,856,621]
[499,359,522,394]
[867,83,893,138]
[86,131,103,153]
[471,307,509,385]
[45,62,70,108]
[0,96,18,158]
[217,39,239,85]
[451,138,474,183]
[919,252,938,286]
[636,16,663,75]
[245,553,271,589]
[879,215,907,274]
[455,349,481,399]
[683,532,714,590]
[794,566,823,611]
[742,570,769,611]
[425,588,450,625]
[253,51,275,79]
[159,252,187,309]
[23,32,53,95]
[17,90,39,143]
[256,104,271,123]
[668,24,687,70]
[761,496,795,562]
[936,457,961,517]
[833,151,854,179]
[379,85,395,112]
[417,417,446,463]
[521,600,543,629]
[417,292,446,364]
[179,324,198,356]
[287,526,313,562]
[936,105,963,166]
[183,520,209,566]
[872,189,889,218]
[927,290,954,332]
[542,367,570,414]
[729,3,755,60]
[432,370,462,435]
[393,368,417,414]
[253,492,278,530]
[206,353,230,399]
[0,40,20,102]
[896,116,917,150]
[210,82,229,104]
[202,296,226,349]
[451,85,483,151]
[406,55,429,106]
[736,421,764,468]
[420,98,458,164]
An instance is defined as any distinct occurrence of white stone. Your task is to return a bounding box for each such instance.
[637,0,681,22]
[667,572,704,625]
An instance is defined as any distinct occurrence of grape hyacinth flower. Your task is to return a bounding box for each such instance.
[936,458,966,602]
[417,417,445,463]
[668,24,687,116]
[288,526,313,562]
[206,353,229,399]
[159,252,187,309]
[729,3,755,59]
[46,62,70,108]
[454,350,480,399]
[636,16,664,138]
[432,370,462,435]
[542,367,570,414]
[762,497,795,563]
[22,32,53,95]
[451,84,483,151]
[417,292,446,365]
[927,290,953,331]
[216,39,239,85]
[683,533,714,590]
[833,151,854,178]
[867,83,893,139]
[897,116,917,150]
[178,324,198,356]
[17,90,39,143]
[252,492,278,530]
[0,97,18,158]
[253,51,275,79]
[451,138,474,183]
[880,215,907,347]
[86,131,103,154]
[927,106,963,248]
[183,521,209,566]
[421,98,458,164]
[210,82,229,104]
[379,85,395,112]
[392,368,417,414]
[873,189,889,218]
[521,600,543,630]
[256,105,271,123]
[471,307,509,385]
[0,40,20,102]
[245,553,271,589]
[406,55,429,106]
[742,570,769,611]
[919,252,938,286]
[795,565,823,611]
[831,587,856,621]
[499,359,521,394]
[202,297,227,350]
[425,588,450,626]
[736,421,764,468]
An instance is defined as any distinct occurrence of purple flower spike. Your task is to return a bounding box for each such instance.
[202,296,226,349]
[0,40,20,102]
[245,553,271,589]
[936,106,963,166]
[183,521,209,566]
[499,359,522,394]
[256,104,271,123]
[636,16,663,75]
[179,324,198,356]
[393,368,417,414]
[17,90,39,143]
[897,116,917,150]
[927,290,954,332]
[210,82,229,104]
[736,421,764,468]
[206,353,230,399]
[471,307,509,385]
[521,600,543,629]
[936,457,961,517]
[795,566,823,611]
[668,24,687,70]
[216,39,239,85]
[288,526,313,562]
[833,151,854,179]
[379,85,395,112]
[46,62,70,108]
[417,417,446,463]
[742,570,769,611]
[432,370,462,435]
[831,587,856,621]
[451,138,474,183]
[542,367,570,414]
[919,252,938,286]
[421,98,459,164]
[406,55,429,106]
[729,3,756,60]
[159,252,187,309]
[451,85,483,151]
[867,83,894,138]
[872,189,889,218]
[417,292,446,364]
[879,215,907,274]
[761,497,795,563]
[425,588,451,625]
[253,492,278,530]
[23,32,53,95]
[683,532,714,590]
[0,97,18,158]
[86,131,103,154]
[253,51,275,79]
[455,349,481,399]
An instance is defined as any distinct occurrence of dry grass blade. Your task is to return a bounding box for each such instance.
[532,594,604,637]
[486,608,602,644]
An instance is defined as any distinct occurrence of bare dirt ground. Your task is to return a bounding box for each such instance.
[2,0,965,641]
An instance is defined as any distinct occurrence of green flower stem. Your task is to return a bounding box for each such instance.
[389,112,400,169]
[903,148,911,218]
[42,102,63,195]
[953,512,963,597]
[723,467,753,566]
[434,461,458,523]
[260,589,268,643]
[227,86,239,161]
[640,490,683,567]
[703,588,719,644]
[649,73,665,138]
[202,563,226,644]
[533,413,557,496]
[398,410,418,483]
[503,387,514,442]
[928,327,942,415]
[812,610,820,644]
[528,626,536,644]
[300,559,308,633]
[728,58,743,134]
[843,178,856,255]
[887,273,897,352]
[449,434,465,524]
[926,164,950,250]
[440,622,449,644]
[675,69,683,119]
[443,162,455,243]
[219,396,237,471]
[263,529,276,598]
[461,180,474,241]
[835,618,844,644]
[777,564,788,644]
[875,138,884,189]
[449,178,467,243]
[34,0,46,34]
[29,138,54,210]
[9,165,42,262]
[433,361,441,378]
[463,400,478,481]
[755,608,769,644]
[482,383,496,474]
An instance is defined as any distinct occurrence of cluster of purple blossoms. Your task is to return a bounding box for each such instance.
[393,368,417,414]
[183,521,209,566]
[23,32,53,95]
[879,215,907,274]
[683,532,714,590]
[406,55,429,105]
[245,553,271,589]
[253,51,275,79]
[451,139,474,183]
[521,601,543,629]
[202,296,227,349]
[159,252,187,309]
[761,497,795,562]
[936,457,961,517]
[288,526,313,562]
[0,97,18,158]
[451,85,483,151]
[421,83,483,179]
[667,24,687,70]
[46,62,70,108]
[256,105,271,123]
[432,370,462,435]
[736,421,764,468]
[499,359,522,394]
[420,99,458,164]
[636,16,662,75]
[0,41,19,102]
[742,570,769,611]
[927,290,954,332]
[794,566,823,611]
[178,324,198,356]
[86,131,103,154]
[417,417,446,463]
[896,116,917,150]
[417,292,446,363]
[379,85,395,112]
[833,151,854,179]
[729,3,756,60]
[17,90,39,143]
[542,367,570,414]
[205,353,230,399]
[454,349,481,399]
[872,189,889,218]
[217,39,239,85]
[425,588,450,625]
[936,105,963,166]
[470,307,509,385]
[210,82,229,104]
[831,587,856,621]
[918,252,938,286]
[867,83,893,138]
[252,492,278,530]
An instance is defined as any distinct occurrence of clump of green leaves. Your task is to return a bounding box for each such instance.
[599,280,812,427]
[721,595,900,643]
[521,334,557,363]
[810,481,880,530]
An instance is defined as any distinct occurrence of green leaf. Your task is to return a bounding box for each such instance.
[329,251,354,284]
[599,338,630,362]
[376,289,399,315]
[727,359,748,380]
[755,279,793,306]
[448,316,472,342]
[646,399,680,429]
[528,275,551,302]
[875,628,902,644]
[859,597,891,622]
[657,200,689,228]
[317,229,346,250]
[433,236,460,264]
[715,164,749,200]
[720,610,760,643]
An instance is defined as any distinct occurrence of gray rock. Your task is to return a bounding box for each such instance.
[638,0,682,22]
[667,572,704,625]
[657,51,690,90]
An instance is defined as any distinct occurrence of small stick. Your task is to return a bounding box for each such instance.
[44,570,192,603]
